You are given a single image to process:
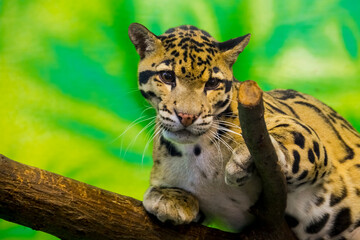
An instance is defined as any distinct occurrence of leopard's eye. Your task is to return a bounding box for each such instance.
[159,71,176,85]
[205,78,220,90]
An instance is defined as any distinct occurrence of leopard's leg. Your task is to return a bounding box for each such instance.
[143,186,200,225]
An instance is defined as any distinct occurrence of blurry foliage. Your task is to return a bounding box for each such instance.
[0,0,359,239]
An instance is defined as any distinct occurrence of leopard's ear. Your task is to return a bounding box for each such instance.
[218,34,251,66]
[128,23,160,59]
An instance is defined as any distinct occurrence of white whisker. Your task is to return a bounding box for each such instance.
[219,130,237,144]
[209,129,233,153]
[122,118,156,157]
[217,126,243,138]
[214,120,242,130]
[215,134,234,153]
[207,132,223,164]
[142,123,163,165]
[112,114,156,144]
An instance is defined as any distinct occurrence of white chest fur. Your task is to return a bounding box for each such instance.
[152,135,262,231]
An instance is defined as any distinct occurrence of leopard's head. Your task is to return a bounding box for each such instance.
[129,23,250,144]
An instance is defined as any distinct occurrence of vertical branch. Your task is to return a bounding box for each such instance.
[237,80,296,239]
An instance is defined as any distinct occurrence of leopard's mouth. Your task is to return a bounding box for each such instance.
[163,129,201,144]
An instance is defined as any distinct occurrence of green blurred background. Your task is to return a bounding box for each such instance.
[0,0,359,239]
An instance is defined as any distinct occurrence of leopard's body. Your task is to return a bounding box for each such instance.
[128,23,360,240]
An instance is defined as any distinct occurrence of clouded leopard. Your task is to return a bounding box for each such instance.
[128,23,360,240]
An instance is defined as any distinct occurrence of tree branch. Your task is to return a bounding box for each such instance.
[0,154,239,240]
[237,80,296,239]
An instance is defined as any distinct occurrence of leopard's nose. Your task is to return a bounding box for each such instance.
[176,112,198,127]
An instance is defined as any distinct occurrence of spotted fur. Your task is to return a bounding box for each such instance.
[129,23,360,240]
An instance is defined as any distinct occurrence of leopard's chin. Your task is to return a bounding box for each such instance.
[163,129,201,144]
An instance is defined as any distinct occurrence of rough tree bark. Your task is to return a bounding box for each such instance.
[0,154,239,240]
[0,80,296,240]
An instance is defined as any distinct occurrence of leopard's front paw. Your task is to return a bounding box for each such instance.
[225,144,254,186]
[143,186,199,225]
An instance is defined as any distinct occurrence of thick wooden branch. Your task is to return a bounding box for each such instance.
[237,80,296,239]
[0,154,239,240]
